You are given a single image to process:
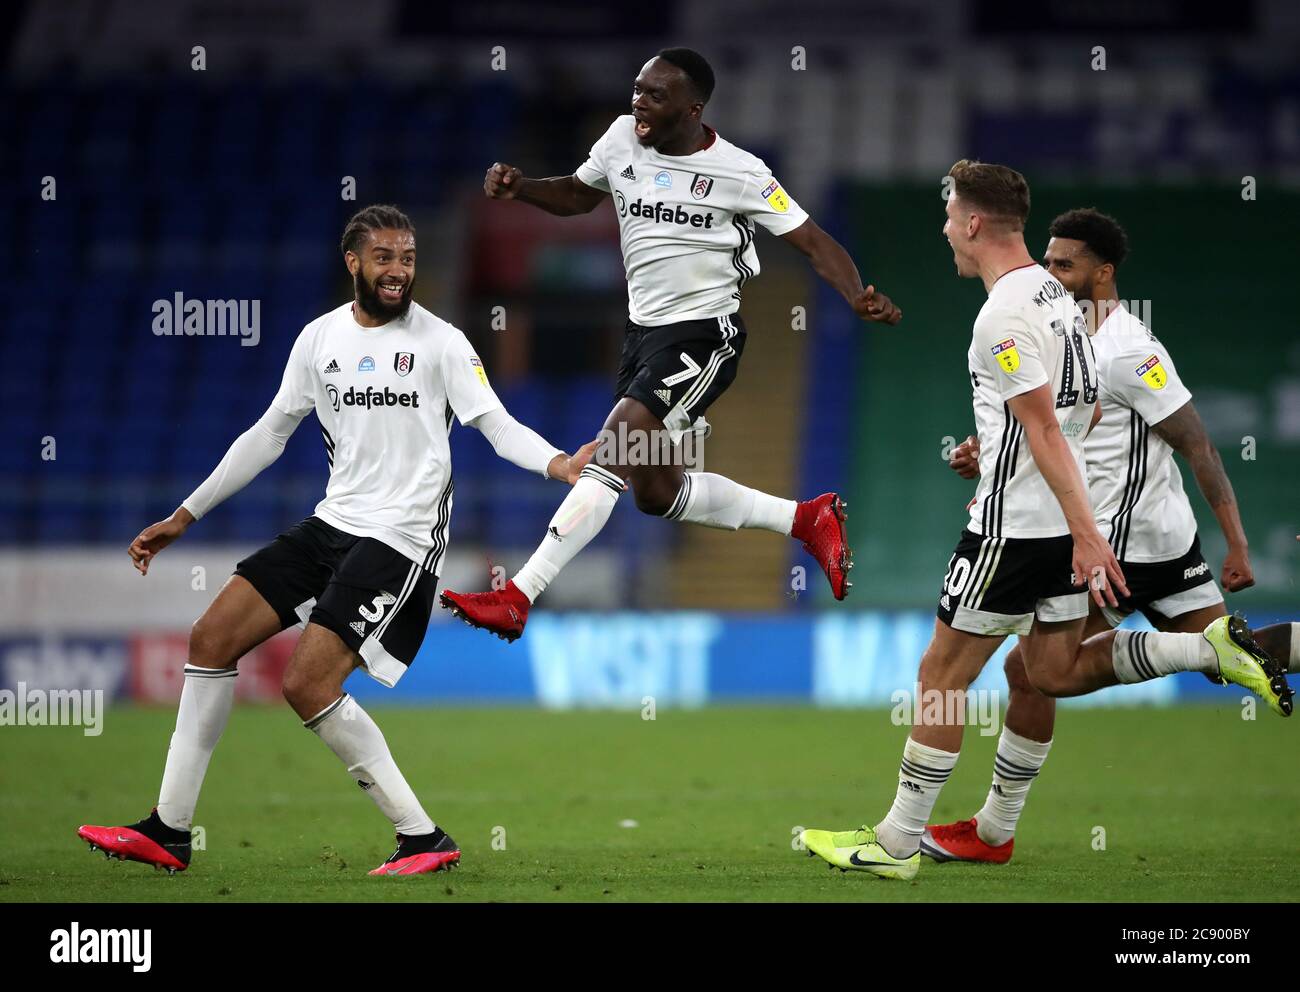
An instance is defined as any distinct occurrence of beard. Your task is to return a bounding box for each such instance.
[355,270,414,322]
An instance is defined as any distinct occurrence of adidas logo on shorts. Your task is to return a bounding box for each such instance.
[654,388,672,405]
[350,620,366,637]
[619,164,636,180]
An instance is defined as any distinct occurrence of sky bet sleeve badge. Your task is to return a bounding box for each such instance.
[1135,353,1167,389]
[470,356,489,386]
[991,337,1020,373]
[761,179,790,212]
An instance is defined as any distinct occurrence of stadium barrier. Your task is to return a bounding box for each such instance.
[5,610,1292,708]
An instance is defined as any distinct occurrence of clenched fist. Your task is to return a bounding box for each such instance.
[484,162,524,199]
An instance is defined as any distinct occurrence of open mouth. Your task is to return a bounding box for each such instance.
[634,118,651,139]
[377,281,405,304]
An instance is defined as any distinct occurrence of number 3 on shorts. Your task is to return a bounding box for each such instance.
[358,591,397,624]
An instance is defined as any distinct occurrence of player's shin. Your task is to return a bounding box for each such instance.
[156,665,238,831]
[1252,622,1300,674]
[662,472,796,533]
[974,727,1052,846]
[512,465,623,602]
[875,735,960,858]
[305,694,435,836]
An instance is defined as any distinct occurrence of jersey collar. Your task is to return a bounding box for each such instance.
[350,301,410,331]
[1094,300,1128,336]
[651,123,718,158]
[989,261,1039,291]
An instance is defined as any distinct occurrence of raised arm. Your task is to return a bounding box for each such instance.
[780,218,901,324]
[127,405,305,575]
[1007,385,1128,606]
[1150,400,1253,590]
[466,407,598,485]
[484,163,608,217]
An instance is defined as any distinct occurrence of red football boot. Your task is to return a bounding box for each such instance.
[440,580,530,642]
[369,829,461,876]
[792,493,853,600]
[77,809,191,874]
[920,817,1014,864]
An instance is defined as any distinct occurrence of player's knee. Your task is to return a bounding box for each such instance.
[917,649,975,693]
[631,476,678,516]
[1003,650,1036,694]
[280,665,312,711]
[1022,663,1071,699]
[188,615,239,670]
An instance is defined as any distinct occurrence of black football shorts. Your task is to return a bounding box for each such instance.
[234,516,435,687]
[614,312,747,439]
[937,528,1089,636]
[1102,533,1223,628]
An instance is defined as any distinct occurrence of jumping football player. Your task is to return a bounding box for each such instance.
[440,48,901,641]
[798,163,1291,880]
[923,207,1300,864]
[77,205,597,876]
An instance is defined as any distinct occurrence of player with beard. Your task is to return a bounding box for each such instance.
[440,48,902,641]
[923,207,1300,864]
[77,205,598,876]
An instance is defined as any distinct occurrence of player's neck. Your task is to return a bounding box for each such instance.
[980,245,1037,293]
[1088,285,1122,332]
[654,122,711,157]
[351,300,388,329]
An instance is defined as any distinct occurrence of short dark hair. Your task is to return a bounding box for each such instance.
[340,204,415,257]
[948,159,1031,230]
[1048,207,1129,268]
[656,47,715,103]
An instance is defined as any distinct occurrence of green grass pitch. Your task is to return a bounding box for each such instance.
[2,704,1295,902]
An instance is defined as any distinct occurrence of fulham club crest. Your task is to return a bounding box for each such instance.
[691,174,714,200]
[394,352,414,377]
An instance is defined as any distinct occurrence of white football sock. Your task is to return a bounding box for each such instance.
[306,694,434,836]
[1111,630,1216,683]
[974,727,1051,846]
[513,465,623,602]
[662,472,795,534]
[1288,623,1300,673]
[156,664,238,831]
[875,737,960,858]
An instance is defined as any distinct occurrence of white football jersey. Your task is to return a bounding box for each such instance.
[576,115,809,326]
[272,301,502,574]
[968,265,1098,539]
[1086,303,1196,562]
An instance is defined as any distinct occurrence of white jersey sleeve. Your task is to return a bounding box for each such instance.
[271,326,317,418]
[734,162,808,236]
[181,405,303,520]
[972,308,1049,401]
[441,329,503,426]
[575,120,616,192]
[467,406,563,478]
[1099,339,1192,428]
